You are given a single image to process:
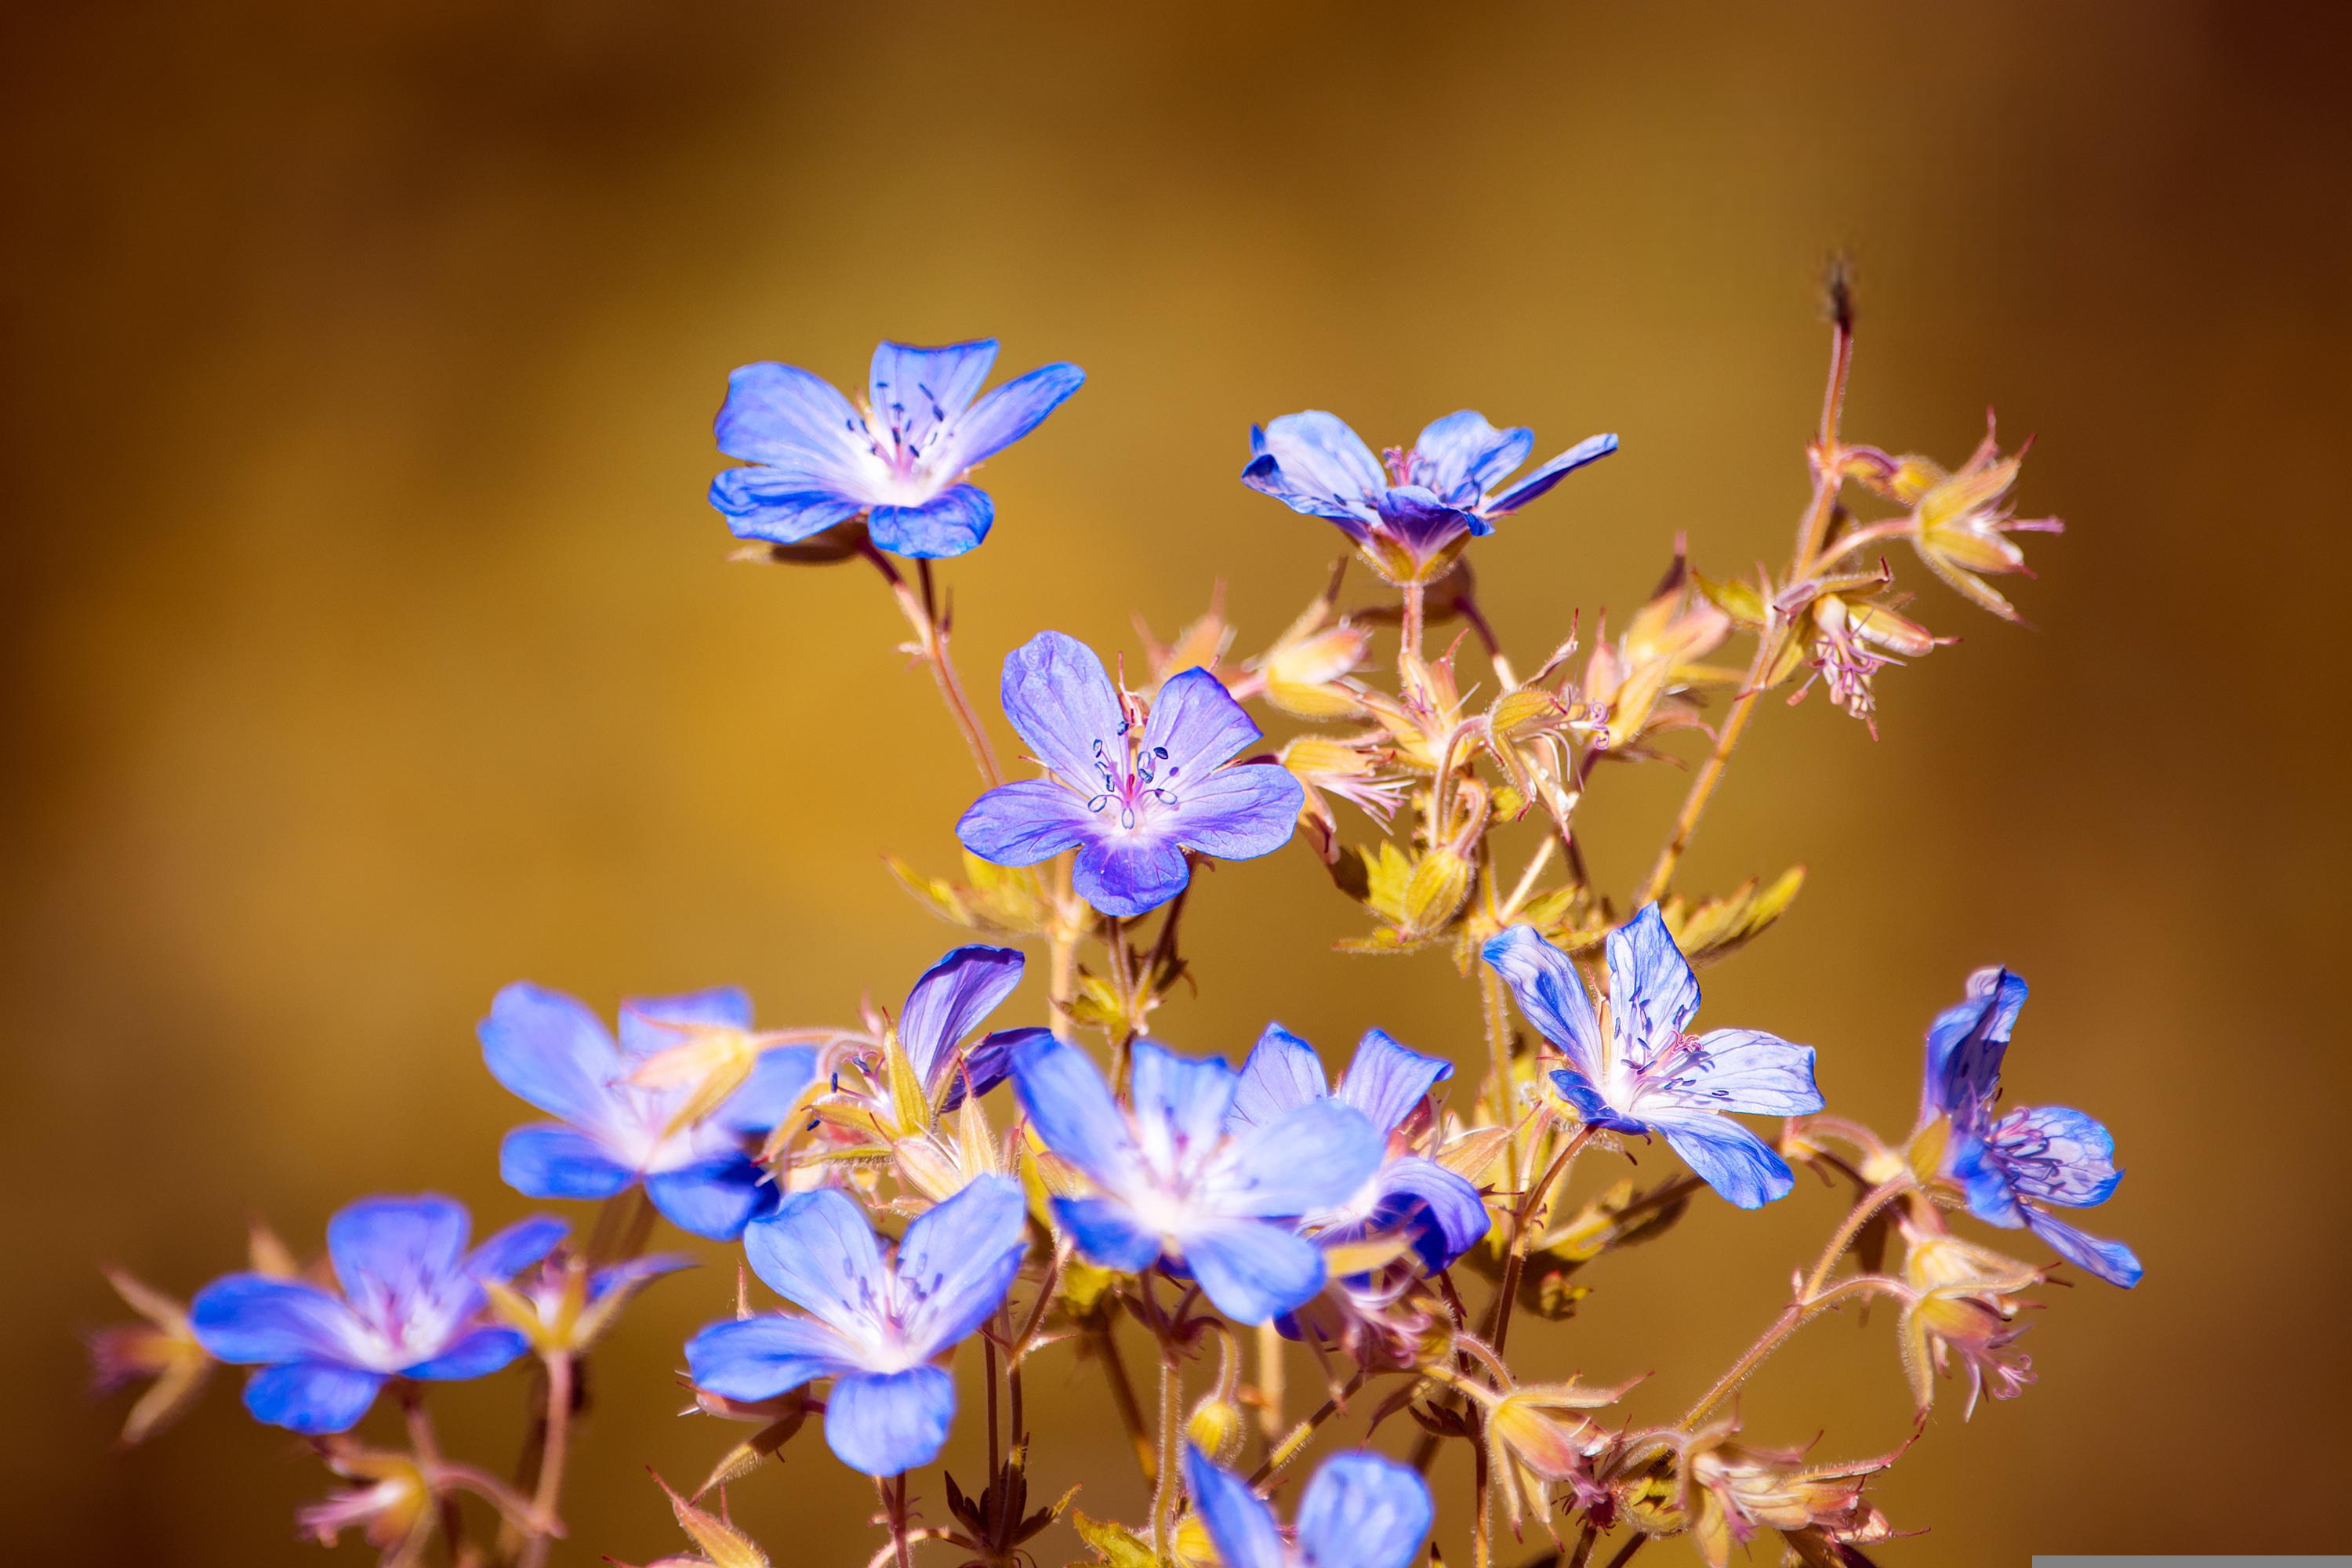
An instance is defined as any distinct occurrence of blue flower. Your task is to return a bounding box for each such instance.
[1921,967,2141,1287]
[708,339,1085,559]
[1242,409,1616,582]
[1011,1033,1381,1323]
[889,944,1044,1112]
[683,1176,1029,1475]
[1183,1445,1433,1568]
[481,984,818,1241]
[189,1195,564,1434]
[1228,1025,1490,1272]
[956,631,1305,917]
[1483,906,1823,1209]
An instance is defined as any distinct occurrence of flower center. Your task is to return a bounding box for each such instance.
[1084,720,1182,831]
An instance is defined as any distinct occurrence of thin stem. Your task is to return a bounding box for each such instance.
[1247,1367,1370,1486]
[1489,1126,1595,1360]
[877,1474,915,1568]
[1046,859,1082,1044]
[862,543,1003,787]
[399,1386,469,1565]
[1676,1276,1908,1431]
[1255,1319,1286,1446]
[1471,1414,1493,1568]
[983,1334,1001,1479]
[1150,1355,1181,1560]
[1602,1535,1650,1568]
[1635,621,1780,908]
[514,1352,574,1568]
[1802,1174,1912,1301]
[1566,1521,1600,1568]
[1400,580,1427,668]
[1091,1313,1158,1485]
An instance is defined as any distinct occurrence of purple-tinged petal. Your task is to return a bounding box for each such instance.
[898,946,1025,1088]
[869,339,998,453]
[1650,1029,1822,1118]
[1484,432,1617,515]
[1922,967,2027,1128]
[1051,1196,1164,1273]
[1227,1023,1330,1131]
[713,1044,822,1136]
[941,1026,1039,1112]
[480,983,623,1130]
[685,1314,865,1403]
[1337,1029,1452,1138]
[1182,1446,1287,1568]
[1142,667,1261,779]
[1606,905,1701,1072]
[1990,1105,2122,1208]
[1011,1034,1141,1193]
[1483,926,1605,1083]
[708,470,869,545]
[2022,1206,2143,1288]
[957,780,1099,867]
[190,1276,362,1365]
[742,1189,887,1338]
[1210,1099,1382,1219]
[401,1326,528,1381]
[1131,1038,1240,1167]
[1167,764,1302,861]
[1295,1450,1436,1568]
[1412,412,1533,503]
[869,483,994,560]
[587,1254,694,1304]
[713,361,874,472]
[1950,1131,2029,1227]
[1180,1218,1327,1323]
[326,1196,470,1305]
[936,361,1087,472]
[241,1361,385,1435]
[1072,833,1192,917]
[826,1367,956,1476]
[647,1155,775,1242]
[1243,450,1376,536]
[1549,1067,1646,1134]
[1247,412,1385,510]
[1372,485,1489,546]
[999,631,1124,791]
[1362,1156,1491,1272]
[618,987,753,1062]
[465,1217,567,1283]
[892,1175,1029,1357]
[1642,1109,1795,1210]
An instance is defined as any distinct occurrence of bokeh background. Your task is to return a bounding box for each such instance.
[6,1,2347,1561]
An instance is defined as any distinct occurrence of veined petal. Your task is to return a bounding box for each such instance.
[898,946,1025,1088]
[957,780,1098,867]
[1483,926,1605,1083]
[1337,1029,1452,1138]
[1294,1450,1435,1568]
[1131,1038,1240,1169]
[869,483,994,560]
[1051,1196,1164,1273]
[1413,411,1533,503]
[936,361,1087,472]
[190,1276,363,1365]
[617,987,753,1062]
[1072,833,1192,916]
[326,1196,470,1306]
[1249,412,1385,509]
[2022,1206,2143,1288]
[464,1217,567,1283]
[713,1044,822,1136]
[1989,1105,2122,1208]
[401,1327,527,1381]
[742,1189,887,1338]
[646,1155,776,1241]
[707,470,869,545]
[1011,1034,1141,1193]
[1606,905,1701,1073]
[1649,1029,1822,1118]
[1227,1023,1330,1131]
[1483,431,1617,515]
[826,1367,956,1476]
[1166,764,1303,861]
[999,631,1124,791]
[942,1026,1040,1111]
[1548,1067,1644,1134]
[1179,1218,1327,1323]
[713,361,873,472]
[1142,667,1261,779]
[1210,1099,1381,1218]
[869,339,997,454]
[1922,967,2027,1127]
[892,1175,1029,1357]
[241,1361,385,1434]
[480,983,624,1130]
[1182,1447,1287,1568]
[1643,1109,1795,1209]
[1361,1156,1490,1272]
[685,1313,865,1403]
[1370,485,1487,547]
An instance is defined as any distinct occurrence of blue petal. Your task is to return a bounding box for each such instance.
[401,1326,528,1381]
[326,1195,470,1304]
[1227,1023,1330,1132]
[1363,1156,1491,1272]
[869,339,997,454]
[1922,967,2027,1127]
[1142,667,1261,779]
[617,987,753,1062]
[1412,412,1533,503]
[241,1361,386,1434]
[1182,1446,1287,1568]
[1165,764,1302,861]
[1295,1450,1436,1568]
[1072,833,1192,917]
[942,1026,1040,1112]
[1243,412,1385,515]
[1482,926,1605,1083]
[869,483,994,559]
[480,983,624,1130]
[1370,485,1487,547]
[2023,1205,2143,1288]
[998,631,1124,793]
[1210,1099,1383,1218]
[1642,1110,1795,1209]
[713,361,873,471]
[1051,1196,1164,1273]
[189,1276,361,1364]
[500,1125,635,1201]
[586,1253,694,1304]
[685,1313,865,1402]
[1131,1038,1240,1167]
[826,1367,956,1476]
[1606,905,1701,1072]
[1180,1218,1327,1323]
[1010,1034,1140,1193]
[465,1216,568,1283]
[742,1188,887,1337]
[1337,1029,1452,1138]
[708,469,869,545]
[956,781,1100,867]
[1949,1130,2028,1227]
[1990,1105,2122,1208]
[898,946,1025,1089]
[646,1154,777,1242]
[937,361,1087,472]
[1484,431,1617,515]
[1548,1068,1646,1134]
[1652,1029,1823,1118]
[713,1044,822,1136]
[892,1175,1029,1357]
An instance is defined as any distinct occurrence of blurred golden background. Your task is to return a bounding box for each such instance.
[6,1,2347,1561]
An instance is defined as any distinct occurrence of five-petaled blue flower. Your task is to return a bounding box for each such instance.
[709,339,1085,559]
[1242,409,1616,582]
[1921,966,2141,1288]
[1483,906,1824,1209]
[885,944,1048,1112]
[956,630,1305,917]
[190,1194,564,1434]
[1183,1444,1433,1568]
[481,984,818,1241]
[683,1175,1029,1476]
[1229,1025,1489,1273]
[1011,1033,1381,1323]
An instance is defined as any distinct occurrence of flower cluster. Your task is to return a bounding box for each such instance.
[96,302,2134,1568]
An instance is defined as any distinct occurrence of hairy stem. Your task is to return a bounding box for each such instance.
[863,544,1003,787]
[1151,1355,1181,1559]
[1676,1275,1908,1431]
[1247,1365,1370,1486]
[1489,1126,1595,1361]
